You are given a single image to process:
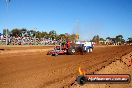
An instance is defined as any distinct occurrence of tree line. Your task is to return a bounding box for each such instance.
[2,28,132,43]
[3,28,78,41]
[91,35,132,44]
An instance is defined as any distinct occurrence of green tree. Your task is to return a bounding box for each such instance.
[128,37,132,41]
[69,34,76,42]
[11,28,21,37]
[41,32,48,38]
[28,30,36,37]
[59,34,66,39]
[3,29,10,35]
[36,31,41,38]
[20,28,27,37]
[49,30,57,40]
[115,35,123,43]
[20,28,27,33]
[106,37,111,40]
[92,35,100,44]
[100,38,105,41]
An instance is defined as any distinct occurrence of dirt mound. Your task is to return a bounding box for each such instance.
[71,52,132,88]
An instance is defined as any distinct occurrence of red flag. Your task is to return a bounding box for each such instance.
[129,59,132,66]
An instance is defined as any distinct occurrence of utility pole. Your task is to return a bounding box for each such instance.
[5,0,11,45]
[6,29,8,45]
[34,28,37,45]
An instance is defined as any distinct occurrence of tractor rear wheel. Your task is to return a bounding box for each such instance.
[89,48,93,52]
[86,48,90,53]
[67,47,76,55]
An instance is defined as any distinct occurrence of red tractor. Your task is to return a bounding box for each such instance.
[47,41,76,56]
[47,39,94,56]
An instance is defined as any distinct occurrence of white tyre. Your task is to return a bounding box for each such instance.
[87,49,90,53]
[90,48,93,52]
[72,49,76,53]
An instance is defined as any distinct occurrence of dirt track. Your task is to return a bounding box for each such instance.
[71,52,132,88]
[0,45,132,88]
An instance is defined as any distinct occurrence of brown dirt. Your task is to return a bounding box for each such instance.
[0,45,132,88]
[0,45,54,50]
[71,52,132,88]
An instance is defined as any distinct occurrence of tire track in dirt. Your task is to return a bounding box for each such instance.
[0,46,132,88]
[70,52,132,88]
[39,46,132,88]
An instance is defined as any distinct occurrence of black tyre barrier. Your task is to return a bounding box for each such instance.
[76,76,87,85]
